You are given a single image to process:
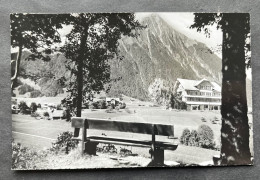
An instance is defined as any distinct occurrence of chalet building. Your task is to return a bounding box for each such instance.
[105,97,121,106]
[174,78,221,111]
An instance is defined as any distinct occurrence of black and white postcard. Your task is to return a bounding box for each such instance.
[11,13,253,170]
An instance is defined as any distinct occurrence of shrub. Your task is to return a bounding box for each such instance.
[119,147,132,156]
[30,102,38,113]
[82,102,89,109]
[31,112,40,118]
[30,90,42,98]
[12,141,47,170]
[89,102,98,109]
[18,101,30,114]
[180,125,216,150]
[50,131,79,154]
[180,128,191,146]
[43,111,49,117]
[111,103,115,109]
[62,108,71,121]
[188,130,200,147]
[97,100,107,109]
[37,103,41,108]
[180,102,187,110]
[56,104,63,110]
[197,125,215,149]
[120,102,126,109]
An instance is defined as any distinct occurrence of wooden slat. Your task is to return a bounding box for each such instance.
[87,118,153,134]
[155,124,174,136]
[88,136,178,150]
[86,118,174,136]
[71,117,175,136]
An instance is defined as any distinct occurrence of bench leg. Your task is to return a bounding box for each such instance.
[84,141,98,155]
[150,147,164,166]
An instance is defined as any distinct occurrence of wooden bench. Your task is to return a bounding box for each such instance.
[71,117,178,165]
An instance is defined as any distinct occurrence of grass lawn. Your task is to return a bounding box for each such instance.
[12,95,253,167]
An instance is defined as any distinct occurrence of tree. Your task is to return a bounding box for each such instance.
[59,13,144,117]
[10,14,65,89]
[191,13,251,165]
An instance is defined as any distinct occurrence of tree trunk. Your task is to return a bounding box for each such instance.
[220,14,251,165]
[11,44,23,90]
[76,33,87,117]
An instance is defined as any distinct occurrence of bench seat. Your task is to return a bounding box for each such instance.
[86,136,178,150]
[71,117,179,166]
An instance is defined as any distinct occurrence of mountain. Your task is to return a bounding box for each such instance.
[107,14,222,100]
[14,14,222,100]
[13,52,70,97]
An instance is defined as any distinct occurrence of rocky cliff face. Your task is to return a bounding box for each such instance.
[15,14,223,100]
[108,14,222,100]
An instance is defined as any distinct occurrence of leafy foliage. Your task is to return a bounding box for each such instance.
[10,14,67,89]
[12,141,48,170]
[170,93,187,110]
[120,102,126,109]
[190,13,250,68]
[50,131,79,154]
[18,101,30,114]
[197,125,215,149]
[191,13,252,164]
[180,125,215,149]
[30,102,38,113]
[43,111,49,117]
[56,13,144,116]
[180,128,191,146]
[10,14,65,59]
[189,130,200,147]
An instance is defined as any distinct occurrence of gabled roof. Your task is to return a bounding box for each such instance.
[194,78,209,86]
[177,78,199,90]
[106,97,120,101]
[177,78,221,92]
[211,82,221,92]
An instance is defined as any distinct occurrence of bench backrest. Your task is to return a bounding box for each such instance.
[72,117,174,136]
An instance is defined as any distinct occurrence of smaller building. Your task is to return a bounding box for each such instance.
[105,97,121,106]
[174,78,221,111]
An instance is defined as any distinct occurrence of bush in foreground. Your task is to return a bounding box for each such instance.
[180,128,191,146]
[50,131,79,154]
[197,125,215,149]
[180,125,216,150]
[12,141,48,170]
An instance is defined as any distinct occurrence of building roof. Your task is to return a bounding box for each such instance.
[177,78,221,92]
[106,97,120,101]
